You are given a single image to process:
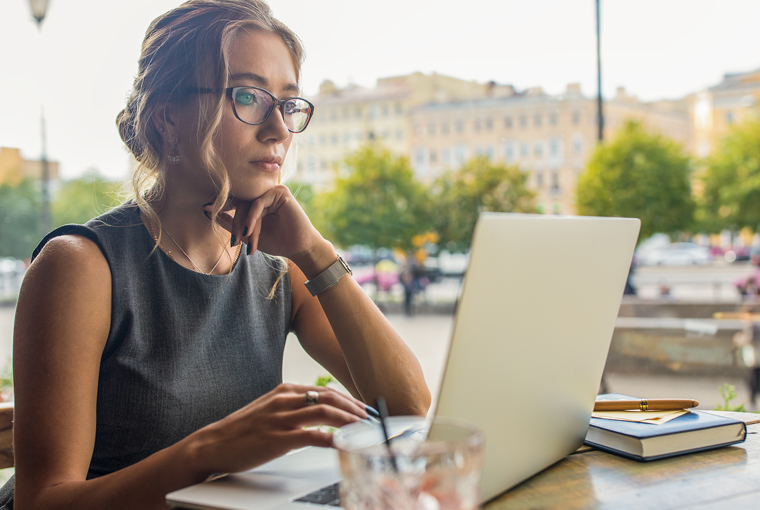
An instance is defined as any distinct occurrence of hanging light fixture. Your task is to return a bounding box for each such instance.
[27,0,50,26]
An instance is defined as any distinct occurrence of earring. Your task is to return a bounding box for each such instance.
[167,137,182,165]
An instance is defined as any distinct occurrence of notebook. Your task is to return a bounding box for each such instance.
[585,394,747,461]
[166,212,640,509]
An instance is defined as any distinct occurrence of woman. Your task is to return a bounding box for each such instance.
[3,1,430,508]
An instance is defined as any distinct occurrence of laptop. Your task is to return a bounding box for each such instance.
[167,212,640,509]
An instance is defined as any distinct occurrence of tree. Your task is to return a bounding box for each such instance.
[0,179,42,259]
[314,145,431,252]
[52,171,123,228]
[698,115,760,233]
[431,157,536,252]
[576,120,695,240]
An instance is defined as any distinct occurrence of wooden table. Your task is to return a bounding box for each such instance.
[485,411,760,510]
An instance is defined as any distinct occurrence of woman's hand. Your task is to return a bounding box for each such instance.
[187,383,368,476]
[207,185,328,269]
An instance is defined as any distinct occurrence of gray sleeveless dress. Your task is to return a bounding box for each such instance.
[0,202,292,507]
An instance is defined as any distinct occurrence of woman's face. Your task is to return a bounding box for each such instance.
[214,29,299,201]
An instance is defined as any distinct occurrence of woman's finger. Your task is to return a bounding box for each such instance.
[276,384,368,417]
[278,404,363,430]
[268,390,368,418]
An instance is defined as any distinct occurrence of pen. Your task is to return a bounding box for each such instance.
[594,399,699,412]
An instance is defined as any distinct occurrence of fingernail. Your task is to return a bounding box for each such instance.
[365,405,381,419]
[247,242,253,256]
[203,210,211,220]
[230,235,236,247]
[242,226,248,237]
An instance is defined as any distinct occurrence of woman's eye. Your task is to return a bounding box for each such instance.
[234,90,256,106]
[283,101,298,114]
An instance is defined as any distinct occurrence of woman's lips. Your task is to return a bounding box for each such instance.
[251,160,281,172]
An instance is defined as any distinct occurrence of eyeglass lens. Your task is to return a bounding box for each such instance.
[231,87,312,132]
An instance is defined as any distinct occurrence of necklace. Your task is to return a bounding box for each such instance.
[147,221,241,275]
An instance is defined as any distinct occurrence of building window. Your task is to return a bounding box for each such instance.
[355,106,362,118]
[332,133,338,145]
[396,129,404,140]
[368,105,377,119]
[572,111,581,125]
[534,114,542,128]
[520,143,528,158]
[536,170,544,188]
[504,141,515,162]
[429,123,436,136]
[534,141,543,158]
[572,135,583,155]
[395,103,403,115]
[344,132,350,144]
[486,145,495,161]
[442,148,451,165]
[455,144,468,165]
[549,138,559,158]
[330,109,337,121]
[430,150,437,164]
[726,112,735,124]
[520,115,527,129]
[505,116,513,129]
[382,104,389,116]
[474,119,481,132]
[551,170,560,191]
[415,148,425,165]
[415,125,424,136]
[550,112,557,126]
[343,107,349,119]
[456,120,464,133]
[485,118,493,131]
[319,134,327,145]
[441,123,450,135]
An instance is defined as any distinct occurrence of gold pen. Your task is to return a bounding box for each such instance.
[594,399,699,412]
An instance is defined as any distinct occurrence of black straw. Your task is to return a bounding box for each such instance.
[375,396,399,473]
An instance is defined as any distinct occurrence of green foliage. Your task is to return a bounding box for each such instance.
[576,120,695,240]
[315,145,431,252]
[286,181,315,218]
[698,115,760,233]
[315,374,335,387]
[714,383,746,412]
[0,179,42,259]
[52,172,123,229]
[431,157,536,252]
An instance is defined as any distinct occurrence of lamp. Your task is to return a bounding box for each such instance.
[27,0,52,235]
[27,0,49,26]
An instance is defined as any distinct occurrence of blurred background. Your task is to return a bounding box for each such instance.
[2,0,760,419]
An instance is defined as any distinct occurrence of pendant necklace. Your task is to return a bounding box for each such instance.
[147,221,240,275]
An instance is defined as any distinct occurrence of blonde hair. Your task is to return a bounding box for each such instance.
[116,0,303,295]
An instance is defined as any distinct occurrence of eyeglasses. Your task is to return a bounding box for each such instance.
[226,86,314,133]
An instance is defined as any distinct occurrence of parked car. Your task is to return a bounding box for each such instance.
[638,242,711,266]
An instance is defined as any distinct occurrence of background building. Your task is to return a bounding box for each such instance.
[690,67,760,158]
[295,72,721,214]
[0,147,59,186]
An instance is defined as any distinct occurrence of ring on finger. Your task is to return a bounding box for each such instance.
[304,390,319,407]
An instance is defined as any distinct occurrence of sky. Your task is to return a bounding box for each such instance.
[1,0,759,181]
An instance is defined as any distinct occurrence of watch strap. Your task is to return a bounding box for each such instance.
[304,255,352,296]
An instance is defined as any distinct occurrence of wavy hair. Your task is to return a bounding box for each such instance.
[116,0,302,295]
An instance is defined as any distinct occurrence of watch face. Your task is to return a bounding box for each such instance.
[338,255,352,275]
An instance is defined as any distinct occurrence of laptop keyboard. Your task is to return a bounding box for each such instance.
[294,482,341,506]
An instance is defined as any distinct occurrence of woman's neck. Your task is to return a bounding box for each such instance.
[142,178,239,275]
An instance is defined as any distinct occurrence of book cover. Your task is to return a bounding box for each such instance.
[585,394,747,461]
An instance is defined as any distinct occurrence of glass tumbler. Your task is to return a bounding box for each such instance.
[333,416,484,510]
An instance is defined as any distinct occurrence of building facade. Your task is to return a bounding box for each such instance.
[0,147,59,186]
[298,73,694,214]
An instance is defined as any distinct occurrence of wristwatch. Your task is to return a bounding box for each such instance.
[304,255,353,296]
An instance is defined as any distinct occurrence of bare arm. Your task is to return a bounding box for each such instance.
[289,255,431,417]
[13,235,367,510]
[227,185,431,417]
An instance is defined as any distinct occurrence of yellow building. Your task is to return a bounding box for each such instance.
[691,68,760,157]
[409,84,693,214]
[296,73,488,186]
[0,147,59,186]
[297,73,694,215]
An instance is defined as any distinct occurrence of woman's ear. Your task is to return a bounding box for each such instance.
[150,102,179,140]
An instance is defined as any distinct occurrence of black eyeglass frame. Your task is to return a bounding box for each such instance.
[183,86,315,133]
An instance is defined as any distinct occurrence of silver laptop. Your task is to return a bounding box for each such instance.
[167,213,640,509]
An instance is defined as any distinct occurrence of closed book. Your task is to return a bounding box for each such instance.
[585,394,747,461]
